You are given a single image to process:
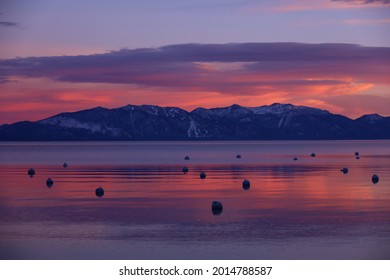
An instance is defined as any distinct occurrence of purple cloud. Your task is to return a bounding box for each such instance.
[332,0,390,4]
[0,43,389,92]
[0,21,19,27]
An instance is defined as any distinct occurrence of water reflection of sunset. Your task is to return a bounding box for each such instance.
[1,141,389,259]
[2,163,388,224]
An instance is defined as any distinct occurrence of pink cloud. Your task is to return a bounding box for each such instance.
[244,0,390,13]
[344,18,390,25]
[0,43,389,123]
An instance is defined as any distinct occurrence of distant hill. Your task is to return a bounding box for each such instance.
[1,103,390,140]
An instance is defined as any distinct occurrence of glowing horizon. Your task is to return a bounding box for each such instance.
[1,1,389,124]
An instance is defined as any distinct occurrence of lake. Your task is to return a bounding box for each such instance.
[0,141,389,259]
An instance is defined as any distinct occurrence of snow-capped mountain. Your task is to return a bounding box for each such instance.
[1,103,389,140]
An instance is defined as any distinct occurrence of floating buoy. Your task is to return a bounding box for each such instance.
[236,154,241,159]
[211,201,223,215]
[28,168,35,177]
[355,152,359,156]
[310,153,316,157]
[200,171,206,179]
[46,177,54,188]
[95,187,105,197]
[182,166,189,173]
[63,163,68,168]
[242,179,250,190]
[184,156,190,160]
[293,157,298,161]
[341,167,348,174]
[356,156,360,160]
[372,174,379,184]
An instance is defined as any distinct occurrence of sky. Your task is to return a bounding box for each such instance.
[0,0,389,124]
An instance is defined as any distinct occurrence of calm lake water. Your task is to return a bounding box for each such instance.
[0,141,389,260]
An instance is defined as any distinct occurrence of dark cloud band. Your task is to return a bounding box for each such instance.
[0,43,389,91]
[0,21,19,27]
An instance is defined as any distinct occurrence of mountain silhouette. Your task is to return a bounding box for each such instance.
[1,103,389,140]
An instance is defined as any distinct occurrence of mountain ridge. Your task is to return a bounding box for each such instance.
[1,103,389,140]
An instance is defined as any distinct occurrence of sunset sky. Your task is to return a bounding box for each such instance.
[1,0,389,124]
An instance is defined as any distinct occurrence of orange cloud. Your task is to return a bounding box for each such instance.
[1,43,389,123]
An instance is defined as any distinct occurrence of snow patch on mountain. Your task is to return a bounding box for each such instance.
[40,116,123,136]
[187,120,199,138]
[2,102,388,141]
[247,103,326,115]
[40,117,103,132]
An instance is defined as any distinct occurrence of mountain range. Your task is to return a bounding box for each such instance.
[1,103,389,140]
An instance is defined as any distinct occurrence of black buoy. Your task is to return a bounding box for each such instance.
[236,154,241,159]
[182,166,189,173]
[184,156,190,160]
[355,152,359,156]
[372,174,379,184]
[310,153,316,157]
[200,171,206,179]
[46,177,54,188]
[211,201,223,215]
[242,179,250,190]
[95,187,105,197]
[356,156,360,160]
[341,167,348,174]
[28,168,35,177]
[293,157,298,161]
[63,163,68,168]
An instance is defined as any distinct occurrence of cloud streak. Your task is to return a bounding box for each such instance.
[332,0,390,5]
[247,0,390,13]
[344,18,390,25]
[0,21,19,27]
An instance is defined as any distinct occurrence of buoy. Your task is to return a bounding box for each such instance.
[293,157,298,161]
[182,166,189,173]
[236,154,241,159]
[341,167,348,174]
[356,156,360,160]
[310,153,316,157]
[211,201,223,215]
[28,168,35,177]
[372,174,379,184]
[200,171,206,179]
[242,179,250,190]
[184,156,190,160]
[46,177,54,188]
[63,163,68,168]
[355,152,359,156]
[95,187,105,197]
